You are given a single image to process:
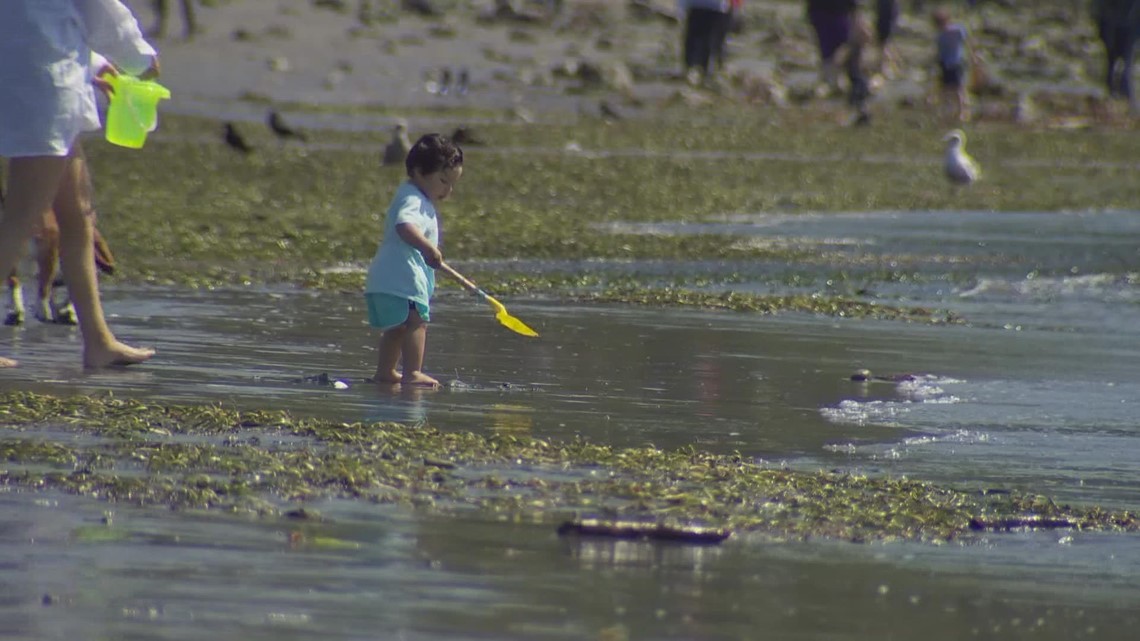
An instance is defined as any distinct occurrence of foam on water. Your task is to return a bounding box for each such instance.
[820,375,963,426]
[958,271,1140,302]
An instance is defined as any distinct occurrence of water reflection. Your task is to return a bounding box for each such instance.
[487,403,535,435]
[564,537,723,573]
[365,385,430,425]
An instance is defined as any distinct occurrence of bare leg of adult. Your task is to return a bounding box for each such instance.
[34,209,62,323]
[181,0,199,39]
[0,156,69,367]
[53,148,155,368]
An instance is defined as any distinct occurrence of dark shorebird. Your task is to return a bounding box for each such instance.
[382,121,412,166]
[439,67,453,96]
[449,126,484,146]
[599,100,623,121]
[224,122,254,153]
[456,68,470,96]
[403,0,442,17]
[268,110,308,142]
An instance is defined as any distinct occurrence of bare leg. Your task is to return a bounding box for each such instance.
[181,0,198,38]
[5,274,25,327]
[34,208,62,323]
[0,182,22,328]
[399,307,438,387]
[374,325,405,384]
[938,86,957,124]
[53,147,155,368]
[150,0,169,38]
[0,156,69,367]
[957,85,970,122]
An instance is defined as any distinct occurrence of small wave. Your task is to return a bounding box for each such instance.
[821,375,962,426]
[958,272,1140,302]
[901,429,991,447]
[825,429,992,460]
[820,399,909,426]
[896,375,963,401]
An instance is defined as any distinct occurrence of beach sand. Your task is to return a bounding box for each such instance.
[125,0,1117,123]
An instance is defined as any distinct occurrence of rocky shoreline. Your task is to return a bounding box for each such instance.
[127,0,1132,124]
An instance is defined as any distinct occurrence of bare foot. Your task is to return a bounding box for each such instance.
[84,341,156,369]
[372,369,402,385]
[402,371,440,388]
[0,356,17,368]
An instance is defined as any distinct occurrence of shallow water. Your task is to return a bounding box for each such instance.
[2,209,1140,639]
[4,490,1140,641]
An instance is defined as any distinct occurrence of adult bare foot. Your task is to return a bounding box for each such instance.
[402,371,440,388]
[0,356,17,368]
[84,342,155,368]
[371,369,402,385]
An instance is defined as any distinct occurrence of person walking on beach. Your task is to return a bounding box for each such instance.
[150,0,199,40]
[931,7,974,122]
[874,0,901,75]
[806,0,860,93]
[365,134,464,388]
[1092,0,1140,108]
[0,0,159,369]
[845,9,874,124]
[678,0,740,83]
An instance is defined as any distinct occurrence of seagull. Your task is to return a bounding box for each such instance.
[224,122,254,153]
[268,110,307,141]
[943,129,980,185]
[382,121,412,166]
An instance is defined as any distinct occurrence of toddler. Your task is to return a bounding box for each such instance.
[365,133,463,388]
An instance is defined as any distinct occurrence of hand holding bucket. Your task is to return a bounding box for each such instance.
[104,74,171,149]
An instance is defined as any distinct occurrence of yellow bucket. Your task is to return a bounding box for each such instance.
[104,75,171,149]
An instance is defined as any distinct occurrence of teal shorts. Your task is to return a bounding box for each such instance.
[365,293,430,330]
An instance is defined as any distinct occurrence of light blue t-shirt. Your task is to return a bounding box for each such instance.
[364,181,439,305]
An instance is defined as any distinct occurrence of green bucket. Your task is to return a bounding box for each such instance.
[104,75,171,149]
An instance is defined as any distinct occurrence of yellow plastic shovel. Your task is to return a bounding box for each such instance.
[439,263,539,338]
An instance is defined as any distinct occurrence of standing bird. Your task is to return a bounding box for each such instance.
[403,0,442,17]
[942,129,980,185]
[449,126,484,146]
[439,67,453,96]
[598,99,623,121]
[382,121,412,166]
[224,122,254,153]
[268,110,308,142]
[456,68,470,96]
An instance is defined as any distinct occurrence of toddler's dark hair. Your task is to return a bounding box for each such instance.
[405,133,463,177]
